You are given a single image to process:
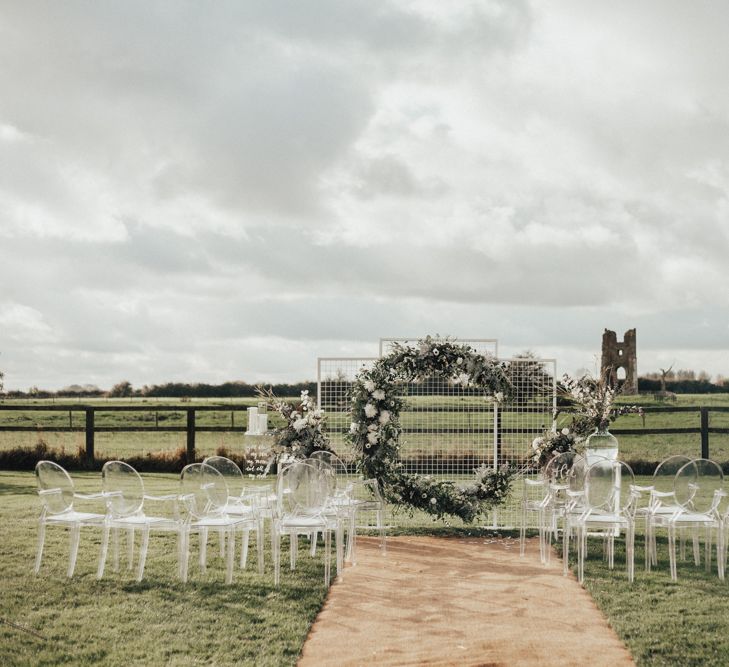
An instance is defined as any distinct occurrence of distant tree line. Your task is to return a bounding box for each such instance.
[2,380,317,399]
[637,377,729,394]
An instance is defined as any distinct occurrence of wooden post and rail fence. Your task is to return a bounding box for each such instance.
[0,404,728,465]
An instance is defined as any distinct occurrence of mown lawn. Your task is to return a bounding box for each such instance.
[4,470,729,665]
[579,533,729,666]
[0,471,328,667]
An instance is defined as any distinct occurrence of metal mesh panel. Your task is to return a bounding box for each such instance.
[490,357,556,528]
[317,358,378,464]
[316,351,556,529]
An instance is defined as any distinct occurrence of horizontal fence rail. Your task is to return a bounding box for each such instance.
[1,404,729,464]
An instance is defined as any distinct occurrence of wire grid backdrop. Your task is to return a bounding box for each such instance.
[316,350,556,528]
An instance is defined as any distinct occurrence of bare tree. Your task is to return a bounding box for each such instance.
[659,365,673,393]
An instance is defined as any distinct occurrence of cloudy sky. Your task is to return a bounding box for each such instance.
[1,0,728,391]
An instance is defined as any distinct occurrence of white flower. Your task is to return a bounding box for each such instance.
[378,410,390,424]
[363,379,376,393]
[349,422,359,434]
[532,437,543,451]
[293,418,307,432]
[372,389,385,401]
[291,411,301,420]
[430,498,437,505]
[494,392,504,403]
[433,348,439,356]
[457,373,470,386]
[561,427,570,435]
[367,423,378,431]
[367,431,379,445]
[456,357,463,365]
[364,403,377,418]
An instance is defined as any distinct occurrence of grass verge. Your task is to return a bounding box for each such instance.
[0,471,328,667]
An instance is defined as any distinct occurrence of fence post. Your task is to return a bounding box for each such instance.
[85,408,95,463]
[186,408,196,463]
[700,407,709,459]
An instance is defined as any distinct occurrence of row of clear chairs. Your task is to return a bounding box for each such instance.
[521,452,729,584]
[34,452,386,586]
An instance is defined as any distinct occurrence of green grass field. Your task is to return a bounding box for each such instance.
[2,393,728,467]
[0,471,328,667]
[4,469,729,666]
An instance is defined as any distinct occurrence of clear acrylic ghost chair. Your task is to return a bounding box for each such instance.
[179,463,258,585]
[666,459,725,581]
[34,460,106,577]
[527,451,579,563]
[571,459,639,584]
[558,453,620,575]
[96,461,181,582]
[309,451,362,563]
[273,460,334,586]
[310,451,387,557]
[203,455,264,574]
[636,454,693,571]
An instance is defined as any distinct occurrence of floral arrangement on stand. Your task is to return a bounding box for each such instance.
[559,372,644,437]
[530,427,581,469]
[347,336,515,523]
[257,388,332,467]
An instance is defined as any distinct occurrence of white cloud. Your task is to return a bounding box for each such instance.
[0,1,728,389]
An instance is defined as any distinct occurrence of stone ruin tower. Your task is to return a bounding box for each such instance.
[601,328,638,394]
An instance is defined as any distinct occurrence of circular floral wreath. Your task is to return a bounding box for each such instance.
[346,337,515,523]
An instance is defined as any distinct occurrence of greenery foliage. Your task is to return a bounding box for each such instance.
[347,336,515,522]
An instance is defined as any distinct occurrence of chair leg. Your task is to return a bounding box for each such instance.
[97,523,110,579]
[112,527,120,572]
[273,526,281,587]
[225,528,235,585]
[668,523,678,581]
[256,521,265,576]
[136,527,150,582]
[177,530,184,580]
[219,528,226,559]
[324,528,331,585]
[562,522,570,576]
[336,523,344,575]
[705,525,712,573]
[377,510,386,555]
[692,526,701,566]
[200,527,208,573]
[240,528,249,569]
[67,525,81,578]
[346,511,356,565]
[290,531,298,570]
[181,530,190,583]
[34,522,46,575]
[310,531,317,557]
[126,527,135,571]
[627,524,635,583]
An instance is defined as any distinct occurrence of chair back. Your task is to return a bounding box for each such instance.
[545,451,577,486]
[277,461,329,516]
[102,461,144,518]
[203,455,245,498]
[180,463,229,519]
[307,457,337,497]
[35,461,74,515]
[585,459,635,513]
[674,458,723,513]
[652,455,693,494]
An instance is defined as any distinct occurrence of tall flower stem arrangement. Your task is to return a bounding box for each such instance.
[558,372,644,437]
